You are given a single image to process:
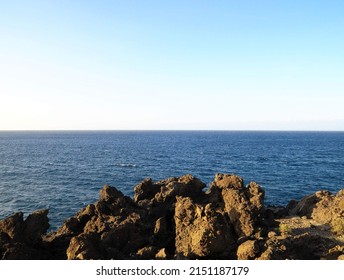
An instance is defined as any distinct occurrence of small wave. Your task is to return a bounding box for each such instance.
[117,163,137,168]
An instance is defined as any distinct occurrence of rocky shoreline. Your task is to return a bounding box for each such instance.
[1,173,343,260]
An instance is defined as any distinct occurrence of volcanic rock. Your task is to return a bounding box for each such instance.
[0,173,343,260]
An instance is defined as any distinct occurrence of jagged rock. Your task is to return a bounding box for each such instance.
[1,174,343,260]
[100,219,147,254]
[55,204,97,236]
[154,217,168,236]
[285,233,338,260]
[23,209,49,244]
[237,240,260,260]
[289,190,344,233]
[99,184,124,202]
[290,191,333,222]
[257,237,287,260]
[247,182,265,212]
[155,248,168,259]
[154,174,206,203]
[208,174,265,238]
[136,246,158,259]
[0,212,25,241]
[45,185,145,260]
[67,233,102,260]
[1,242,46,260]
[135,174,205,206]
[212,173,244,189]
[174,196,236,258]
[134,178,161,202]
[323,245,344,260]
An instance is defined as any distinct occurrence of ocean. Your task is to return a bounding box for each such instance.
[0,131,343,230]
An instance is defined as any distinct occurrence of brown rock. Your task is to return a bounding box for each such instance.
[237,240,260,260]
[174,196,236,258]
[1,242,46,260]
[99,184,124,202]
[247,182,265,212]
[285,233,338,260]
[289,190,344,228]
[23,209,49,244]
[155,248,168,259]
[134,178,161,202]
[1,174,342,260]
[208,174,265,238]
[100,214,149,256]
[136,246,158,259]
[211,173,244,189]
[154,174,206,203]
[67,233,102,260]
[0,212,24,241]
[257,237,287,260]
[154,217,168,236]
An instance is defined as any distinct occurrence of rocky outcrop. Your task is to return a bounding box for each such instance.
[207,174,265,238]
[289,190,344,235]
[0,210,50,259]
[0,173,343,260]
[174,196,236,259]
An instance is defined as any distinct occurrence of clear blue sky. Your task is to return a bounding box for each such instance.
[1,0,343,130]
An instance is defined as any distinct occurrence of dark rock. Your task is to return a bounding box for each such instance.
[136,246,158,259]
[2,242,43,260]
[23,209,49,244]
[154,216,172,247]
[323,245,344,260]
[0,212,25,241]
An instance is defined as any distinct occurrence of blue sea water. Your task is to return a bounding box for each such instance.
[0,131,344,230]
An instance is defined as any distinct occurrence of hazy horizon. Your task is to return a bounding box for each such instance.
[1,1,343,131]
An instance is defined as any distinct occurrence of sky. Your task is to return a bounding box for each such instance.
[0,0,343,130]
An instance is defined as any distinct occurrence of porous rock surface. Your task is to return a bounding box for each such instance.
[0,173,343,260]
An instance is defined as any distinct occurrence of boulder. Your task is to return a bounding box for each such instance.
[1,174,343,260]
[100,184,124,202]
[134,178,161,202]
[0,212,25,241]
[174,196,236,258]
[208,174,265,238]
[237,240,260,260]
[23,209,49,244]
[289,190,344,233]
[67,233,102,260]
[257,239,287,260]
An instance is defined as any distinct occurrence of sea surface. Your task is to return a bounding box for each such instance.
[0,131,344,230]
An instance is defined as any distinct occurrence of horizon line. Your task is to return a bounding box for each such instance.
[0,129,344,132]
